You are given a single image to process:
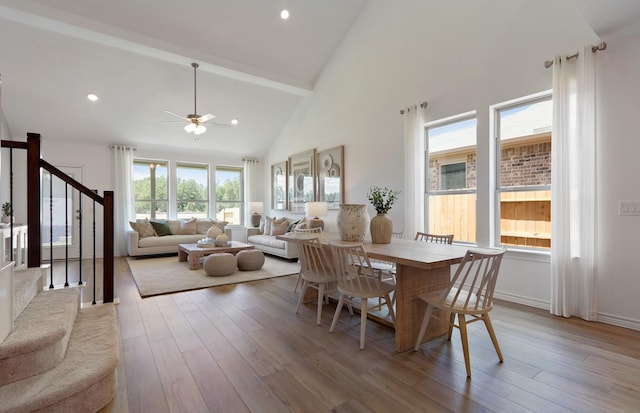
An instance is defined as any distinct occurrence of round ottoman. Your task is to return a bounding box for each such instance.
[236,249,265,271]
[203,253,237,277]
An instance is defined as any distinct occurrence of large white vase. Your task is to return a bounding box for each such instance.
[337,204,370,241]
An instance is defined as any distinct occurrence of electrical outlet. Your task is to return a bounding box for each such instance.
[619,201,640,216]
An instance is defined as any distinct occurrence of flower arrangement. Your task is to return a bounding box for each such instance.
[366,186,400,214]
[2,202,11,217]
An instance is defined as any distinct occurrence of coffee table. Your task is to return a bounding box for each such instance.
[178,241,255,270]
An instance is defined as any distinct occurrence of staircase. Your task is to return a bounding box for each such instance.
[0,265,119,412]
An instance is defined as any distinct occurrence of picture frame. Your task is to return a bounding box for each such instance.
[271,161,288,211]
[288,149,316,214]
[316,145,344,210]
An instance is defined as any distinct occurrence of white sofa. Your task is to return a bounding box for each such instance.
[127,218,231,257]
[245,216,301,260]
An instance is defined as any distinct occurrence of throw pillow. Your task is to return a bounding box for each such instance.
[206,225,222,239]
[129,218,156,239]
[286,219,301,233]
[263,216,275,235]
[178,217,197,235]
[295,221,308,230]
[270,219,289,236]
[196,218,214,234]
[150,220,171,236]
[166,219,181,235]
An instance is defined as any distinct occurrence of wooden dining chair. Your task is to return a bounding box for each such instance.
[293,227,324,292]
[415,232,454,244]
[295,237,338,325]
[329,243,395,349]
[414,248,507,377]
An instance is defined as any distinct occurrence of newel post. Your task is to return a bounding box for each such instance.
[26,133,41,268]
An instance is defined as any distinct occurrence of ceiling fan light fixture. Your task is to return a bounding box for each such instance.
[194,124,206,135]
[184,123,196,133]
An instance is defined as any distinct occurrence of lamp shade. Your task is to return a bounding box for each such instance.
[305,202,328,218]
[248,202,264,215]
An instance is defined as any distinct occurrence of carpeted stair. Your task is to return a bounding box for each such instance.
[0,268,119,413]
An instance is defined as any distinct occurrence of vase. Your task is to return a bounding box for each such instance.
[370,213,393,244]
[337,204,370,241]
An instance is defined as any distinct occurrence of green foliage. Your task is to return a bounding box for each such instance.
[367,186,400,214]
[2,202,11,216]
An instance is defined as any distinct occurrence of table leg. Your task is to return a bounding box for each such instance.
[394,264,450,352]
[178,248,187,262]
[188,252,202,270]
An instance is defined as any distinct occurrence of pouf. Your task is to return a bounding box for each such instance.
[203,253,237,276]
[236,249,265,271]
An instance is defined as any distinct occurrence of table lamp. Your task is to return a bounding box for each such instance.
[248,202,264,227]
[305,201,328,230]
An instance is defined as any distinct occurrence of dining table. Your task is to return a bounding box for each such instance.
[278,232,470,352]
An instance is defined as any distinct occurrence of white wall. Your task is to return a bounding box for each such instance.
[263,1,640,325]
[594,22,640,329]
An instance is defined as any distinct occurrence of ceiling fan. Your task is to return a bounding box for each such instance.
[164,62,229,136]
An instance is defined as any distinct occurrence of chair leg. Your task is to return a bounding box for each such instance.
[294,273,302,293]
[330,295,345,332]
[385,293,395,324]
[414,304,434,351]
[483,314,504,362]
[295,280,309,314]
[457,313,472,377]
[360,297,368,350]
[447,312,456,340]
[316,283,325,326]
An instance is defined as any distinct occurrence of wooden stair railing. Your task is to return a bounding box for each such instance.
[1,133,114,303]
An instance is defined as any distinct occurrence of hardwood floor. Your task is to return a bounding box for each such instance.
[85,257,640,413]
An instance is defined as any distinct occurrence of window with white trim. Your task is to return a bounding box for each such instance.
[176,163,209,219]
[216,166,243,225]
[132,160,168,220]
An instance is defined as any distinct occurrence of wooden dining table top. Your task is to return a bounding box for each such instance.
[278,232,471,270]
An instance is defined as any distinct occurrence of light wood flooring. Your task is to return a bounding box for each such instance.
[74,256,640,413]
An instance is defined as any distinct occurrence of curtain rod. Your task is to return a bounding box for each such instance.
[400,101,428,115]
[242,157,258,162]
[109,145,137,150]
[544,42,606,68]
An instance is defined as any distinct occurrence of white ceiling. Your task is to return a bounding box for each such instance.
[1,0,639,159]
[0,0,368,157]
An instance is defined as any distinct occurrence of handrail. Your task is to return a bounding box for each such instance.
[0,134,114,303]
[40,159,104,204]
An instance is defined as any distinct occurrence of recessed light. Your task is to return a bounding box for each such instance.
[231,118,239,125]
[87,93,99,102]
[280,9,289,20]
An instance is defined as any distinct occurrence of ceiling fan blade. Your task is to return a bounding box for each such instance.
[198,113,215,123]
[164,110,188,120]
[209,122,231,128]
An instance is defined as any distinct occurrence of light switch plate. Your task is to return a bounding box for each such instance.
[619,201,640,216]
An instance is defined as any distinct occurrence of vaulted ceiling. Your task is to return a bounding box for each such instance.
[0,0,638,158]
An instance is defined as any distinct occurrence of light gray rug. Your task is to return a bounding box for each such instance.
[128,255,300,298]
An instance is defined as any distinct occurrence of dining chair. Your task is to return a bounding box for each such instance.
[295,237,338,325]
[329,243,396,349]
[293,227,324,292]
[414,248,507,377]
[415,232,454,244]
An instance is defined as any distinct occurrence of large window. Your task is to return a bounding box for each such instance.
[176,163,209,219]
[426,115,477,243]
[496,94,552,249]
[216,167,243,225]
[133,160,168,220]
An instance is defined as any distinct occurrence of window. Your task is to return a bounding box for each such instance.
[426,115,477,243]
[496,94,552,249]
[176,163,208,219]
[216,167,243,225]
[133,160,168,220]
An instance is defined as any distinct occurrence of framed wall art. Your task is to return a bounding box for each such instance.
[271,161,288,211]
[316,145,344,210]
[288,149,316,214]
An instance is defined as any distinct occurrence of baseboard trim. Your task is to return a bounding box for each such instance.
[494,291,549,310]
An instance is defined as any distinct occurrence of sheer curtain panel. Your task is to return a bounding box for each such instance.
[403,104,426,238]
[244,159,260,224]
[113,146,135,256]
[550,46,597,320]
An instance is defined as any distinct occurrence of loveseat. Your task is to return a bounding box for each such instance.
[245,216,302,260]
[127,217,231,257]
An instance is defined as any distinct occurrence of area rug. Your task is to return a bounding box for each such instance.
[127,255,300,298]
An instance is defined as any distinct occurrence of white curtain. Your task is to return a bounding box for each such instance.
[403,104,427,238]
[113,146,135,257]
[550,46,597,320]
[243,159,260,223]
